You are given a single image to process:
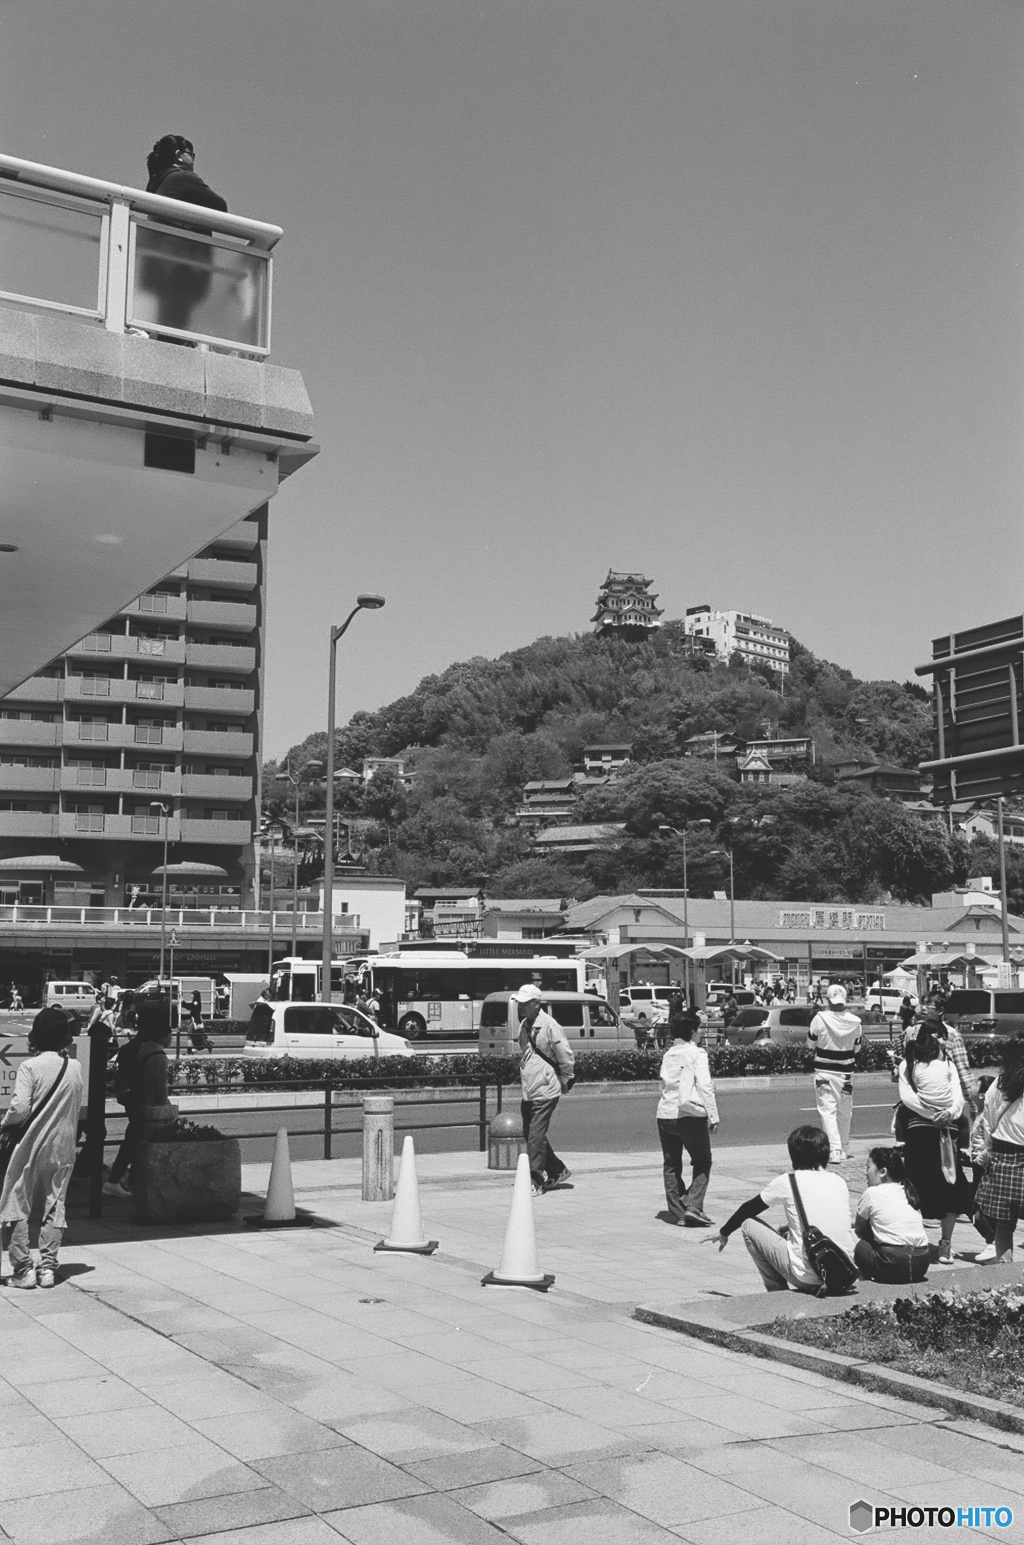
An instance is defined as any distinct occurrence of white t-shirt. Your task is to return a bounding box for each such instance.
[856,1182,928,1248]
[760,1169,856,1290]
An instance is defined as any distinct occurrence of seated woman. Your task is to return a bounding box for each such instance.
[704,1125,855,1293]
[854,1146,930,1282]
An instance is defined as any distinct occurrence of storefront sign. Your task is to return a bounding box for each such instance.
[779,909,886,931]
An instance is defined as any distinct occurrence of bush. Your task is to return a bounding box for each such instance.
[156,1116,228,1143]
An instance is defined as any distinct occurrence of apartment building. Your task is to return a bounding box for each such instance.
[0,509,266,911]
[683,605,790,674]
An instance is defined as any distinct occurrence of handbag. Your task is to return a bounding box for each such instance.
[788,1173,858,1297]
[0,1054,69,1184]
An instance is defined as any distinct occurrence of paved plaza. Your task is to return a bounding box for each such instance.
[1,1140,1023,1544]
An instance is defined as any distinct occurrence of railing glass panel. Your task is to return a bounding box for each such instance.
[129,221,269,354]
[0,184,103,318]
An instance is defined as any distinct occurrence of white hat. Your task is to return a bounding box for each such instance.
[826,984,847,1005]
[513,983,543,1004]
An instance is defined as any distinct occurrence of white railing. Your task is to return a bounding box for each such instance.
[0,152,278,356]
[0,905,362,930]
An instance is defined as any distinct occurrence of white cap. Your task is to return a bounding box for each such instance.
[826,984,847,1005]
[513,983,543,1004]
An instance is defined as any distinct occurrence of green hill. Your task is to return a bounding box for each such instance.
[264,625,985,906]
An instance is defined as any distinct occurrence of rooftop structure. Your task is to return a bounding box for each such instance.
[592,572,663,639]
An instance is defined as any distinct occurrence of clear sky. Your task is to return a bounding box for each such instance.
[4,0,1022,759]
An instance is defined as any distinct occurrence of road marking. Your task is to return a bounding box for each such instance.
[799,1103,895,1111]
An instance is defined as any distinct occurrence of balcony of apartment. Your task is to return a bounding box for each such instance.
[184,642,256,673]
[183,685,254,715]
[58,767,183,796]
[180,817,253,844]
[121,595,188,623]
[0,721,61,748]
[0,812,58,838]
[65,633,187,666]
[63,721,185,752]
[206,524,260,553]
[0,766,59,794]
[185,559,258,590]
[185,600,257,632]
[63,676,186,709]
[181,774,251,800]
[55,812,184,842]
[183,729,253,758]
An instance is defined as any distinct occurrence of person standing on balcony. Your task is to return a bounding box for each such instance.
[141,135,228,337]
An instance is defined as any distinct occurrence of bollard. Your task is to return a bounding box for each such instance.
[362,1093,394,1201]
[487,1110,526,1171]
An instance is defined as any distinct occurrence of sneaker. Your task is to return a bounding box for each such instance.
[936,1240,954,1265]
[36,1268,55,1289]
[682,1208,714,1227]
[102,1180,131,1197]
[10,1269,35,1290]
[975,1243,998,1264]
[531,1185,544,1198]
[544,1168,572,1191]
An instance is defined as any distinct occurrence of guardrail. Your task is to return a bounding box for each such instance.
[0,905,360,930]
[0,151,277,356]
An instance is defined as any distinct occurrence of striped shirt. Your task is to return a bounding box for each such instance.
[807,1009,862,1075]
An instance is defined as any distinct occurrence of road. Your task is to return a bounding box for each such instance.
[132,1072,900,1165]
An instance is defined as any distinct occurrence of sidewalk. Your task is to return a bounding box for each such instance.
[1,1139,1022,1545]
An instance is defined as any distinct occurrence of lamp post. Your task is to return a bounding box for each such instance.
[322,595,386,1002]
[998,796,1012,971]
[275,759,324,956]
[263,822,282,978]
[658,820,710,1004]
[150,801,171,982]
[707,845,736,981]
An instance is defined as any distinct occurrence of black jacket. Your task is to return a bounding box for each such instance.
[146,166,228,214]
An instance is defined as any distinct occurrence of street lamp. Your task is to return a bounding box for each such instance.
[275,759,324,955]
[262,821,283,979]
[658,820,710,1003]
[150,801,172,981]
[707,845,736,947]
[322,595,386,1002]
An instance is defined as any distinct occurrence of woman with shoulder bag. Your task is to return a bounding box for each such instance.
[897,1031,971,1264]
[0,1007,84,1289]
[656,1010,719,1226]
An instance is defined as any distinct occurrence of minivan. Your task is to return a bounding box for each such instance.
[44,981,97,1014]
[943,989,1024,1044]
[478,991,630,1055]
[244,1000,414,1059]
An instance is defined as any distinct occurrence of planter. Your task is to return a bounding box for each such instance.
[133,1136,241,1223]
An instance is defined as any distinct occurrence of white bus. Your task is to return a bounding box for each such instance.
[370,949,585,1039]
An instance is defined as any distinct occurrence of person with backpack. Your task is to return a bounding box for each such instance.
[1,1007,84,1288]
[515,984,575,1196]
[703,1125,856,1293]
[103,1006,172,1197]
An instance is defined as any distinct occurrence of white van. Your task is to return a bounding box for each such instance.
[478,991,630,1056]
[244,1000,414,1059]
[44,981,97,1014]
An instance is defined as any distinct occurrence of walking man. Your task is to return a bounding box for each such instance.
[807,983,863,1163]
[515,984,575,1196]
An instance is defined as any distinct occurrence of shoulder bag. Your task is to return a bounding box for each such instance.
[788,1172,858,1297]
[526,1026,574,1093]
[0,1054,69,1184]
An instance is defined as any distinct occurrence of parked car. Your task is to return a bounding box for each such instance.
[43,980,97,1014]
[942,988,1024,1046]
[479,991,631,1055]
[244,1001,413,1059]
[722,1004,814,1045]
[618,986,674,1026]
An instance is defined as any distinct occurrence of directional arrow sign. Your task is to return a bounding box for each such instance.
[0,1040,14,1067]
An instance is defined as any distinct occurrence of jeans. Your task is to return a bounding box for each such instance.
[854,1237,930,1283]
[814,1074,853,1159]
[657,1116,712,1219]
[521,1097,565,1189]
[5,1216,62,1274]
[109,1108,145,1185]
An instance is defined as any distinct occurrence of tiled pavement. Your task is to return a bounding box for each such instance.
[1,1141,1022,1544]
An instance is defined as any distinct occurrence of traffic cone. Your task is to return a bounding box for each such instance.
[245,1127,308,1228]
[481,1152,555,1291]
[375,1136,438,1254]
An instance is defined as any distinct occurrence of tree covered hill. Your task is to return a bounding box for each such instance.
[260,625,983,907]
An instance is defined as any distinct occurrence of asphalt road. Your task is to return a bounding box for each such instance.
[131,1072,900,1165]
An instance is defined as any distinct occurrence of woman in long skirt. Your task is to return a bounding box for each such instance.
[897,1031,970,1264]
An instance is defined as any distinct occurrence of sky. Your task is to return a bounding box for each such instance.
[3,0,1023,760]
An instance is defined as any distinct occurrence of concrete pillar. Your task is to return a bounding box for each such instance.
[362,1094,394,1201]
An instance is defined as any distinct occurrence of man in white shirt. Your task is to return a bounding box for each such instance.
[516,984,575,1196]
[807,983,863,1162]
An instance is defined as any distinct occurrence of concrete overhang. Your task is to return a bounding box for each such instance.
[0,305,316,695]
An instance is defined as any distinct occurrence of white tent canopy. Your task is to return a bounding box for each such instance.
[680,944,783,964]
[899,950,997,970]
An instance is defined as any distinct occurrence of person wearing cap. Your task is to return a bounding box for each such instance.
[0,1007,84,1289]
[807,984,863,1164]
[514,984,575,1196]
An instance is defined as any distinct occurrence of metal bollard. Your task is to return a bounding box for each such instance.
[362,1093,394,1201]
[487,1110,526,1171]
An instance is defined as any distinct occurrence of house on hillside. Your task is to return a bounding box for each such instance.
[833,761,922,800]
[514,780,580,829]
[362,756,412,788]
[532,823,626,856]
[581,743,633,776]
[481,898,568,940]
[592,572,663,639]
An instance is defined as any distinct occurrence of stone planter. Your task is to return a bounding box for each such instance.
[133,1137,242,1224]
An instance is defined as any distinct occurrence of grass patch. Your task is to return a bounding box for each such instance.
[762,1287,1024,1407]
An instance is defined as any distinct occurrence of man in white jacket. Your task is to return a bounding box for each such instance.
[516,984,575,1196]
[807,983,863,1163]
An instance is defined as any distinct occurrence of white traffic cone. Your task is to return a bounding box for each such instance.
[375,1136,438,1254]
[245,1127,303,1228]
[482,1152,554,1291]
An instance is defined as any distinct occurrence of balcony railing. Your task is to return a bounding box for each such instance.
[130,815,161,835]
[0,152,278,356]
[135,681,166,701]
[0,906,363,931]
[132,770,164,790]
[73,813,105,833]
[134,726,165,745]
[75,723,110,741]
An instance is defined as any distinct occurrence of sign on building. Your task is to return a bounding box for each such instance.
[917,614,1024,804]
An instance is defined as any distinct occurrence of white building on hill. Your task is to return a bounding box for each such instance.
[683,605,790,675]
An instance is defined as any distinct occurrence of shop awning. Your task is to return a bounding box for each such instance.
[151,862,230,878]
[0,855,84,872]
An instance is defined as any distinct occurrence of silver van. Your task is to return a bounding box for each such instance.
[43,981,97,1014]
[943,989,1024,1045]
[478,991,630,1055]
